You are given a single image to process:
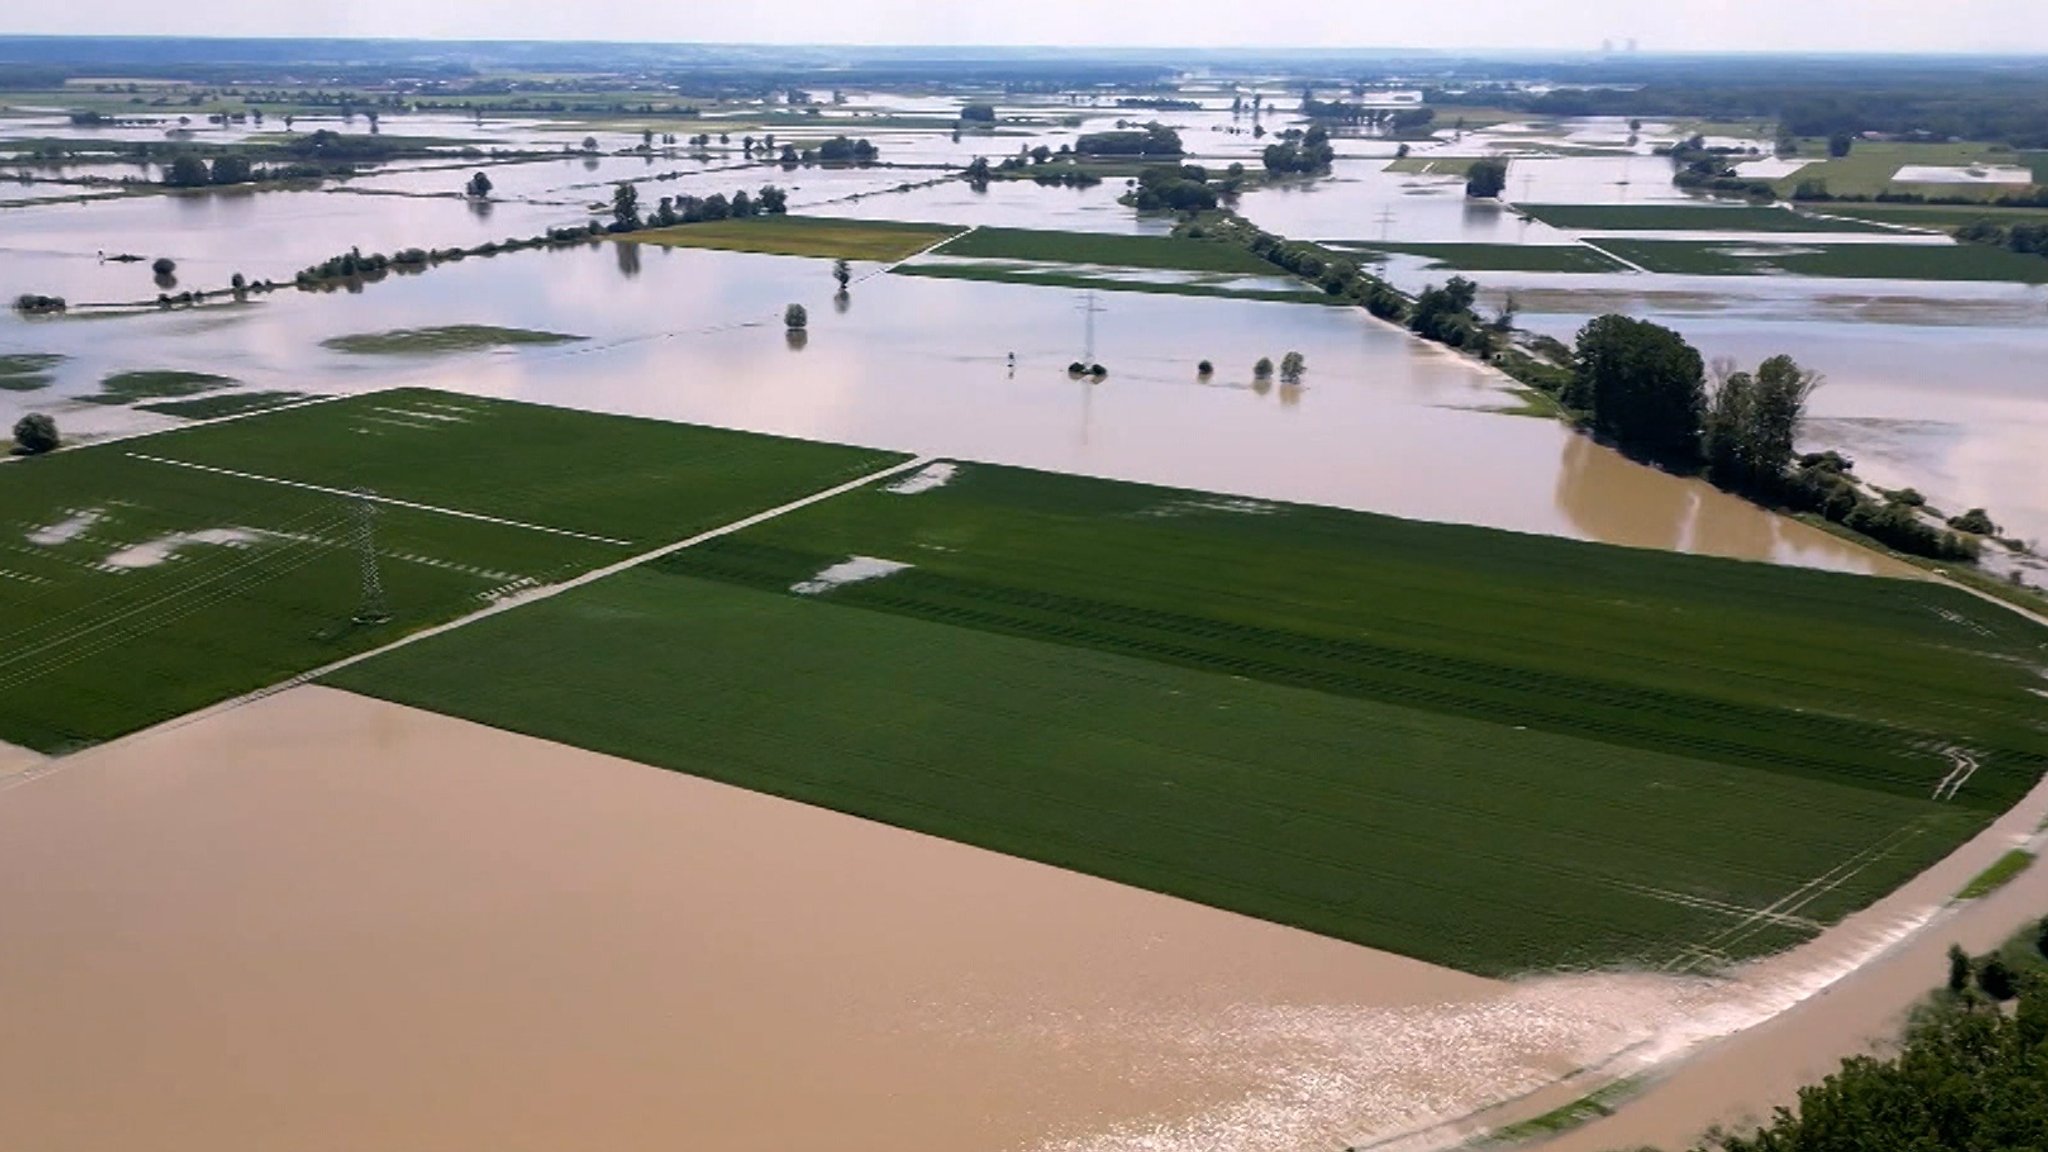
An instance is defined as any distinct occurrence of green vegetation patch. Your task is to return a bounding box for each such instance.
[0,390,906,752]
[1773,141,2036,198]
[1385,156,1488,177]
[1516,204,1894,234]
[628,215,961,261]
[86,369,236,406]
[136,387,313,420]
[1594,239,2048,283]
[334,462,2044,975]
[321,325,585,356]
[139,388,907,547]
[0,353,64,392]
[1957,850,2036,900]
[892,263,1342,305]
[1336,241,1628,273]
[932,226,1276,274]
[136,391,313,420]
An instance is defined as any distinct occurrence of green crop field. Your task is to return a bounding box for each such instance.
[1774,141,2040,199]
[321,325,584,356]
[0,353,64,392]
[136,391,314,420]
[1816,203,2048,230]
[930,226,1277,273]
[892,262,1341,304]
[1594,239,2048,282]
[628,215,962,261]
[329,462,2048,976]
[87,369,237,405]
[1515,204,1894,234]
[1336,241,1628,272]
[0,389,906,751]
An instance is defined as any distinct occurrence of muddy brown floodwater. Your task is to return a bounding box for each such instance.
[0,686,1729,1152]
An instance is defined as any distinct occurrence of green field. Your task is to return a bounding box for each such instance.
[0,353,63,392]
[1814,203,2048,230]
[329,462,2047,975]
[1774,141,2043,199]
[321,325,584,356]
[1516,204,1894,234]
[0,389,905,751]
[87,369,236,405]
[892,262,1341,304]
[1594,239,2048,282]
[1336,241,1628,273]
[627,215,961,261]
[136,391,313,420]
[930,226,1277,273]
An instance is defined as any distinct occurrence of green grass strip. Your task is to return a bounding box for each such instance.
[629,215,961,261]
[932,226,1277,273]
[1516,204,1893,233]
[1958,850,2036,900]
[321,325,583,356]
[892,263,1344,304]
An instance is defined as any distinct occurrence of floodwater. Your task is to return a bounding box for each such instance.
[0,686,1698,1152]
[3,243,1897,574]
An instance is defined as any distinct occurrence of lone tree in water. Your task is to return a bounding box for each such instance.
[1465,158,1509,199]
[610,181,641,231]
[466,171,493,198]
[1279,351,1306,384]
[784,303,808,330]
[833,258,851,291]
[12,413,58,456]
[1253,356,1274,380]
[1947,943,1972,994]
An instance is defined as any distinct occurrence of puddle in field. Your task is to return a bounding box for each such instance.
[789,555,911,594]
[25,508,104,546]
[884,461,960,494]
[99,527,263,571]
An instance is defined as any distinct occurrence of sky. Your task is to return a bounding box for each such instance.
[5,0,2046,54]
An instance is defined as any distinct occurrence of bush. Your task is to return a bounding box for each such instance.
[152,257,176,276]
[1253,356,1274,380]
[13,413,59,455]
[1088,364,1107,378]
[12,293,66,315]
[1977,957,2018,1001]
[783,303,808,330]
[1067,361,1086,375]
[1279,351,1306,384]
[1887,487,1926,507]
[1948,508,1999,535]
[1197,360,1213,376]
[2037,916,2048,960]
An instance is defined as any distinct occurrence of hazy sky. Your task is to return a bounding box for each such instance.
[6,0,2044,53]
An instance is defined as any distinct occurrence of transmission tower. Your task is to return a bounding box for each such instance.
[1075,290,1106,364]
[351,490,391,625]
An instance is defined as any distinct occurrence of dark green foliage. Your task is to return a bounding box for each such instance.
[163,153,210,187]
[935,227,1273,273]
[1570,315,1705,470]
[151,257,176,277]
[610,180,640,230]
[784,303,808,330]
[1261,125,1335,174]
[12,294,66,315]
[1126,164,1218,211]
[1465,158,1509,198]
[1704,355,1820,495]
[1196,360,1213,376]
[1711,982,2048,1152]
[2038,918,2048,960]
[1950,943,1974,994]
[1516,204,1890,233]
[958,102,996,123]
[12,413,58,455]
[1978,957,2018,1001]
[466,170,493,197]
[1828,131,1856,157]
[1076,123,1182,157]
[814,135,878,164]
[1408,277,1496,355]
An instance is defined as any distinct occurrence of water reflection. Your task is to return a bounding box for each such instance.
[785,327,809,351]
[614,241,642,279]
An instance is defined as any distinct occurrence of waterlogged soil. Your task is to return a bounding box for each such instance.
[0,686,1695,1152]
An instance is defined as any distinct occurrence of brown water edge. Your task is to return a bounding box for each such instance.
[1377,769,2048,1152]
[0,685,1716,1152]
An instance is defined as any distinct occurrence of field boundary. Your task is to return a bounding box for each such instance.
[0,452,934,795]
[126,452,636,546]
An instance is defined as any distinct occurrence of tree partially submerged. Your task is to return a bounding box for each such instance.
[784,303,808,330]
[1568,315,1706,470]
[1465,158,1510,199]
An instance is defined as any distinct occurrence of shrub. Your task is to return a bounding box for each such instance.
[152,257,176,276]
[1947,943,1972,994]
[1977,957,2018,1001]
[1948,508,1998,535]
[1279,351,1306,384]
[1067,361,1086,375]
[1887,487,1926,506]
[1088,364,1107,378]
[783,303,808,330]
[13,413,59,455]
[1197,360,1213,376]
[1253,356,1274,379]
[12,293,66,315]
